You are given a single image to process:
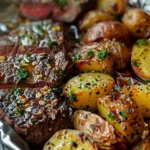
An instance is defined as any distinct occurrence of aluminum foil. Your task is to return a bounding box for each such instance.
[0,121,30,150]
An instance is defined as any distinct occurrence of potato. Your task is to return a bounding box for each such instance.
[97,0,127,15]
[131,39,150,80]
[76,43,114,73]
[132,138,150,150]
[63,73,114,110]
[97,92,144,143]
[122,9,150,38]
[82,21,130,44]
[121,84,150,118]
[74,110,117,150]
[43,129,98,150]
[79,10,115,30]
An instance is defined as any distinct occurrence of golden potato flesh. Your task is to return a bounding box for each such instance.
[97,0,127,15]
[97,92,144,143]
[131,39,150,80]
[76,43,114,73]
[43,129,98,150]
[82,21,130,44]
[79,10,115,30]
[122,9,150,38]
[74,110,117,150]
[63,73,114,110]
[121,84,150,118]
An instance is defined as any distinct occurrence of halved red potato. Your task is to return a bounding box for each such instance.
[131,39,150,80]
[43,129,98,150]
[122,9,150,38]
[97,92,144,143]
[79,10,115,30]
[82,21,130,44]
[76,43,114,73]
[97,0,127,15]
[63,73,115,110]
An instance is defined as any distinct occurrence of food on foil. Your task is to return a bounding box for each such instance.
[0,87,74,146]
[0,0,149,150]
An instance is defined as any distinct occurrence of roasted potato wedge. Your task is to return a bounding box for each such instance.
[97,92,144,143]
[131,39,150,80]
[122,9,150,38]
[74,110,117,150]
[121,84,150,118]
[76,43,114,73]
[63,73,114,110]
[97,0,127,15]
[132,138,150,150]
[43,129,98,150]
[79,10,115,30]
[82,21,130,44]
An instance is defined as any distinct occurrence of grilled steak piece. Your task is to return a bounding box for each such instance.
[0,86,74,146]
[0,45,73,88]
[19,0,96,22]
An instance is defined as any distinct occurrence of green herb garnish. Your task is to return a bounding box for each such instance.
[137,145,143,150]
[120,111,127,118]
[136,39,149,46]
[70,91,76,102]
[17,109,25,115]
[11,88,22,96]
[86,50,94,57]
[108,113,115,121]
[52,86,63,94]
[71,141,78,148]
[98,50,108,59]
[132,59,140,66]
[17,69,29,81]
[142,80,150,85]
[56,0,68,9]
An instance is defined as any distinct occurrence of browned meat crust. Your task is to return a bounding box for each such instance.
[0,45,73,88]
[0,87,74,146]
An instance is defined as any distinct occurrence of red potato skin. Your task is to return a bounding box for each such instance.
[82,21,130,44]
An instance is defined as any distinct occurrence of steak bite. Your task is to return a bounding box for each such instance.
[19,0,96,22]
[0,46,73,88]
[0,86,74,146]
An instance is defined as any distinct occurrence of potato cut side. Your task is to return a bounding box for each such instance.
[121,84,150,118]
[43,129,98,150]
[63,73,114,110]
[97,92,144,143]
[79,10,115,30]
[74,110,117,150]
[131,39,150,80]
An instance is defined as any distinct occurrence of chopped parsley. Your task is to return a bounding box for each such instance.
[52,86,63,94]
[77,54,82,60]
[48,40,59,49]
[108,113,115,121]
[132,59,140,66]
[17,109,25,115]
[97,50,108,59]
[11,88,22,96]
[56,0,68,9]
[120,111,127,118]
[31,119,36,125]
[136,39,149,46]
[86,50,94,57]
[71,141,78,148]
[70,91,76,102]
[17,69,29,81]
[142,80,150,85]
